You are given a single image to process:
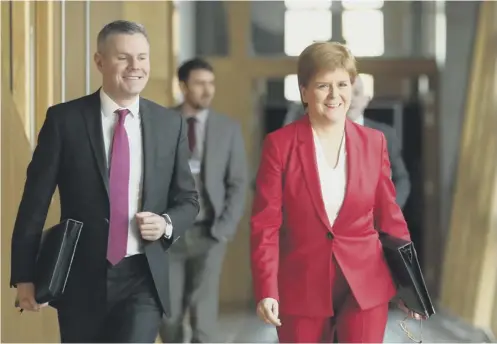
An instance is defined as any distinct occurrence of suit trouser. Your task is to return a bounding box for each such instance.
[160,223,227,343]
[276,257,389,343]
[58,254,163,343]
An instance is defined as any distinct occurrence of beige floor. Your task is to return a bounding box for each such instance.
[177,308,491,343]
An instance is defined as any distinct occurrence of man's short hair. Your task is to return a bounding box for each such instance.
[177,58,214,83]
[97,20,149,52]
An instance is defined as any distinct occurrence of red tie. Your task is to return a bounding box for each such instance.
[187,117,197,152]
[107,109,130,265]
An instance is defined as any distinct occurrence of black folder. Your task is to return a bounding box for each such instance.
[379,232,436,318]
[33,219,83,304]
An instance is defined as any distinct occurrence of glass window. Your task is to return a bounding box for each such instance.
[342,9,384,57]
[284,74,300,102]
[284,0,332,10]
[250,1,285,56]
[195,1,229,56]
[358,73,374,98]
[435,2,446,66]
[341,0,383,10]
[284,10,332,56]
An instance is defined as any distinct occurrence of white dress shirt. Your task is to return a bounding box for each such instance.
[100,89,171,256]
[312,129,347,227]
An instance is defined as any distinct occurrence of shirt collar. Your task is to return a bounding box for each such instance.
[184,108,209,125]
[100,88,140,118]
[354,115,364,126]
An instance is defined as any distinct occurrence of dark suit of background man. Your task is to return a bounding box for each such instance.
[10,20,199,343]
[346,76,411,209]
[159,58,248,343]
[283,76,411,209]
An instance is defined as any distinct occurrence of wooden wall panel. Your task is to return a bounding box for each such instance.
[35,1,54,136]
[439,1,497,332]
[64,1,86,101]
[1,2,48,342]
[52,1,61,105]
[1,79,47,344]
[10,1,31,139]
[492,283,497,337]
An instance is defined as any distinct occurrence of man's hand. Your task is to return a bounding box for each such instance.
[136,212,166,241]
[257,297,281,326]
[16,283,48,312]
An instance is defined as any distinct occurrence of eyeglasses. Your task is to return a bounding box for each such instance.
[399,316,423,343]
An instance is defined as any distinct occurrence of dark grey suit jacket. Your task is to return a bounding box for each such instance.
[10,90,199,317]
[364,118,411,208]
[179,107,248,241]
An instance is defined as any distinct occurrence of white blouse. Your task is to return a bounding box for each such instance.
[312,129,347,228]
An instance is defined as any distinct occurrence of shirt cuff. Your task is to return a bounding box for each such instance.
[163,214,173,239]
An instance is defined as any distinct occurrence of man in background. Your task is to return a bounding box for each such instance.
[283,76,411,208]
[160,58,248,343]
[347,76,411,209]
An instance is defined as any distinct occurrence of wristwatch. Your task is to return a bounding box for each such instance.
[162,214,172,239]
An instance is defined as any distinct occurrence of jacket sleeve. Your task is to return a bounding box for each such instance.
[11,107,60,286]
[385,127,411,209]
[250,134,282,302]
[374,133,411,241]
[211,123,248,241]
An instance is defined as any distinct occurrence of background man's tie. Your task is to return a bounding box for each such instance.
[107,108,130,265]
[187,117,197,152]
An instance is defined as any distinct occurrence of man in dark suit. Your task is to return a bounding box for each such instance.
[159,58,248,343]
[283,76,411,208]
[10,20,199,343]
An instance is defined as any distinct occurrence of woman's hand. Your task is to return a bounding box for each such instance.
[397,299,427,320]
[257,298,282,326]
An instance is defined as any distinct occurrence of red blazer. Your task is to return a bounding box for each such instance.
[250,115,411,317]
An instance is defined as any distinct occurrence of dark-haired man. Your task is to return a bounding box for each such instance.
[346,77,411,209]
[159,58,248,343]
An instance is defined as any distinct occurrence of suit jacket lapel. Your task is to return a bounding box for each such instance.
[140,100,156,211]
[203,110,217,192]
[332,120,358,228]
[296,116,333,231]
[83,91,109,198]
[296,117,359,231]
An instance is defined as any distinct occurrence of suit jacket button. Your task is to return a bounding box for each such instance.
[104,218,109,224]
[327,232,334,239]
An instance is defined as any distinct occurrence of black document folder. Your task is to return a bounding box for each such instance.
[379,232,436,318]
[33,219,83,304]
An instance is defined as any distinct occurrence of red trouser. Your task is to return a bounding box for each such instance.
[277,258,389,343]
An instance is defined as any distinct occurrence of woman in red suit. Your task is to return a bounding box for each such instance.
[250,42,420,343]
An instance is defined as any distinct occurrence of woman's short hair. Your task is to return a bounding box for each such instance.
[297,41,358,89]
